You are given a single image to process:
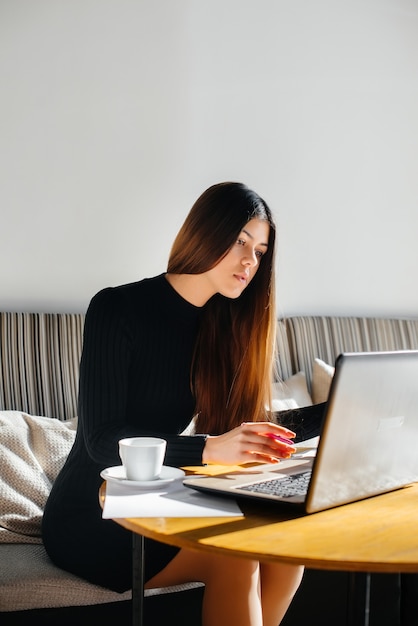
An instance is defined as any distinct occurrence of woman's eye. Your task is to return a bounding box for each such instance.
[236,239,264,258]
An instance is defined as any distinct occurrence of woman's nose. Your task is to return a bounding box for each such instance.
[242,250,258,267]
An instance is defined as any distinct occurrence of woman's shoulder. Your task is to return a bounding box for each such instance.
[84,275,171,331]
[89,274,166,308]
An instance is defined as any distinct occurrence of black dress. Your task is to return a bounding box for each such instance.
[42,274,207,592]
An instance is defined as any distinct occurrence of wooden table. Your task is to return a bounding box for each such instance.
[100,470,418,626]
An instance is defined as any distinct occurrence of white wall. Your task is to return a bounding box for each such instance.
[1,0,417,317]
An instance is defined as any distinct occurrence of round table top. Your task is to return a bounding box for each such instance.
[101,477,418,573]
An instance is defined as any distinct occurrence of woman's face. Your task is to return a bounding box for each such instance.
[204,218,270,300]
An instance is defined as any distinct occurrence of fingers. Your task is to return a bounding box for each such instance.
[203,422,297,465]
[239,422,297,460]
[241,421,296,439]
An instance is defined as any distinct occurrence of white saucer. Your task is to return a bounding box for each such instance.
[100,465,185,489]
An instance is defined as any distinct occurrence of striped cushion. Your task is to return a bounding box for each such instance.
[0,313,84,421]
[277,316,418,391]
[2,312,418,420]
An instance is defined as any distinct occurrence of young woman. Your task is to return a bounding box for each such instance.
[42,182,304,626]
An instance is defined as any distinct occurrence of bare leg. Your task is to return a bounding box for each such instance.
[145,548,263,626]
[260,562,304,626]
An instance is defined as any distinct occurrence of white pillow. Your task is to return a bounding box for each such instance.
[0,411,77,542]
[180,415,197,435]
[271,371,313,411]
[312,358,335,404]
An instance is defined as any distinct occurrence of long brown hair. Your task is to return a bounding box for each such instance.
[167,182,277,435]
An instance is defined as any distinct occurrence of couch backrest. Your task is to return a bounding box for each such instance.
[2,312,418,420]
[276,316,418,390]
[0,313,84,420]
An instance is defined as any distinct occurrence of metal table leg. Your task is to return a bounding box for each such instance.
[347,572,371,626]
[132,533,145,626]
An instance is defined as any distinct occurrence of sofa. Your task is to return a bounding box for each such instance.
[1,311,417,625]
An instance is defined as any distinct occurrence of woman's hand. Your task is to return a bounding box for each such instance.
[202,422,297,466]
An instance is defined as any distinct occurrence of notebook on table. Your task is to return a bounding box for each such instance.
[184,351,418,514]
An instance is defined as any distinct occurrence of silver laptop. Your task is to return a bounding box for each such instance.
[184,351,418,513]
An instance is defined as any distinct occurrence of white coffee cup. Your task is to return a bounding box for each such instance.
[118,437,167,481]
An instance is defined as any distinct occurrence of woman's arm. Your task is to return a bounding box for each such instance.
[78,287,207,468]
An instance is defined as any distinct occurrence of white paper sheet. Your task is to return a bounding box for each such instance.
[102,478,243,519]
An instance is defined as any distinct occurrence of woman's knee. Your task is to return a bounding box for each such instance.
[145,548,258,590]
[207,553,260,589]
[178,549,259,586]
[261,562,304,595]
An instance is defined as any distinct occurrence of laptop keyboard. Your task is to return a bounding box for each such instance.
[239,471,311,498]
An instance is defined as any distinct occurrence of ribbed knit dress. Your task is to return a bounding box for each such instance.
[42,274,207,592]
